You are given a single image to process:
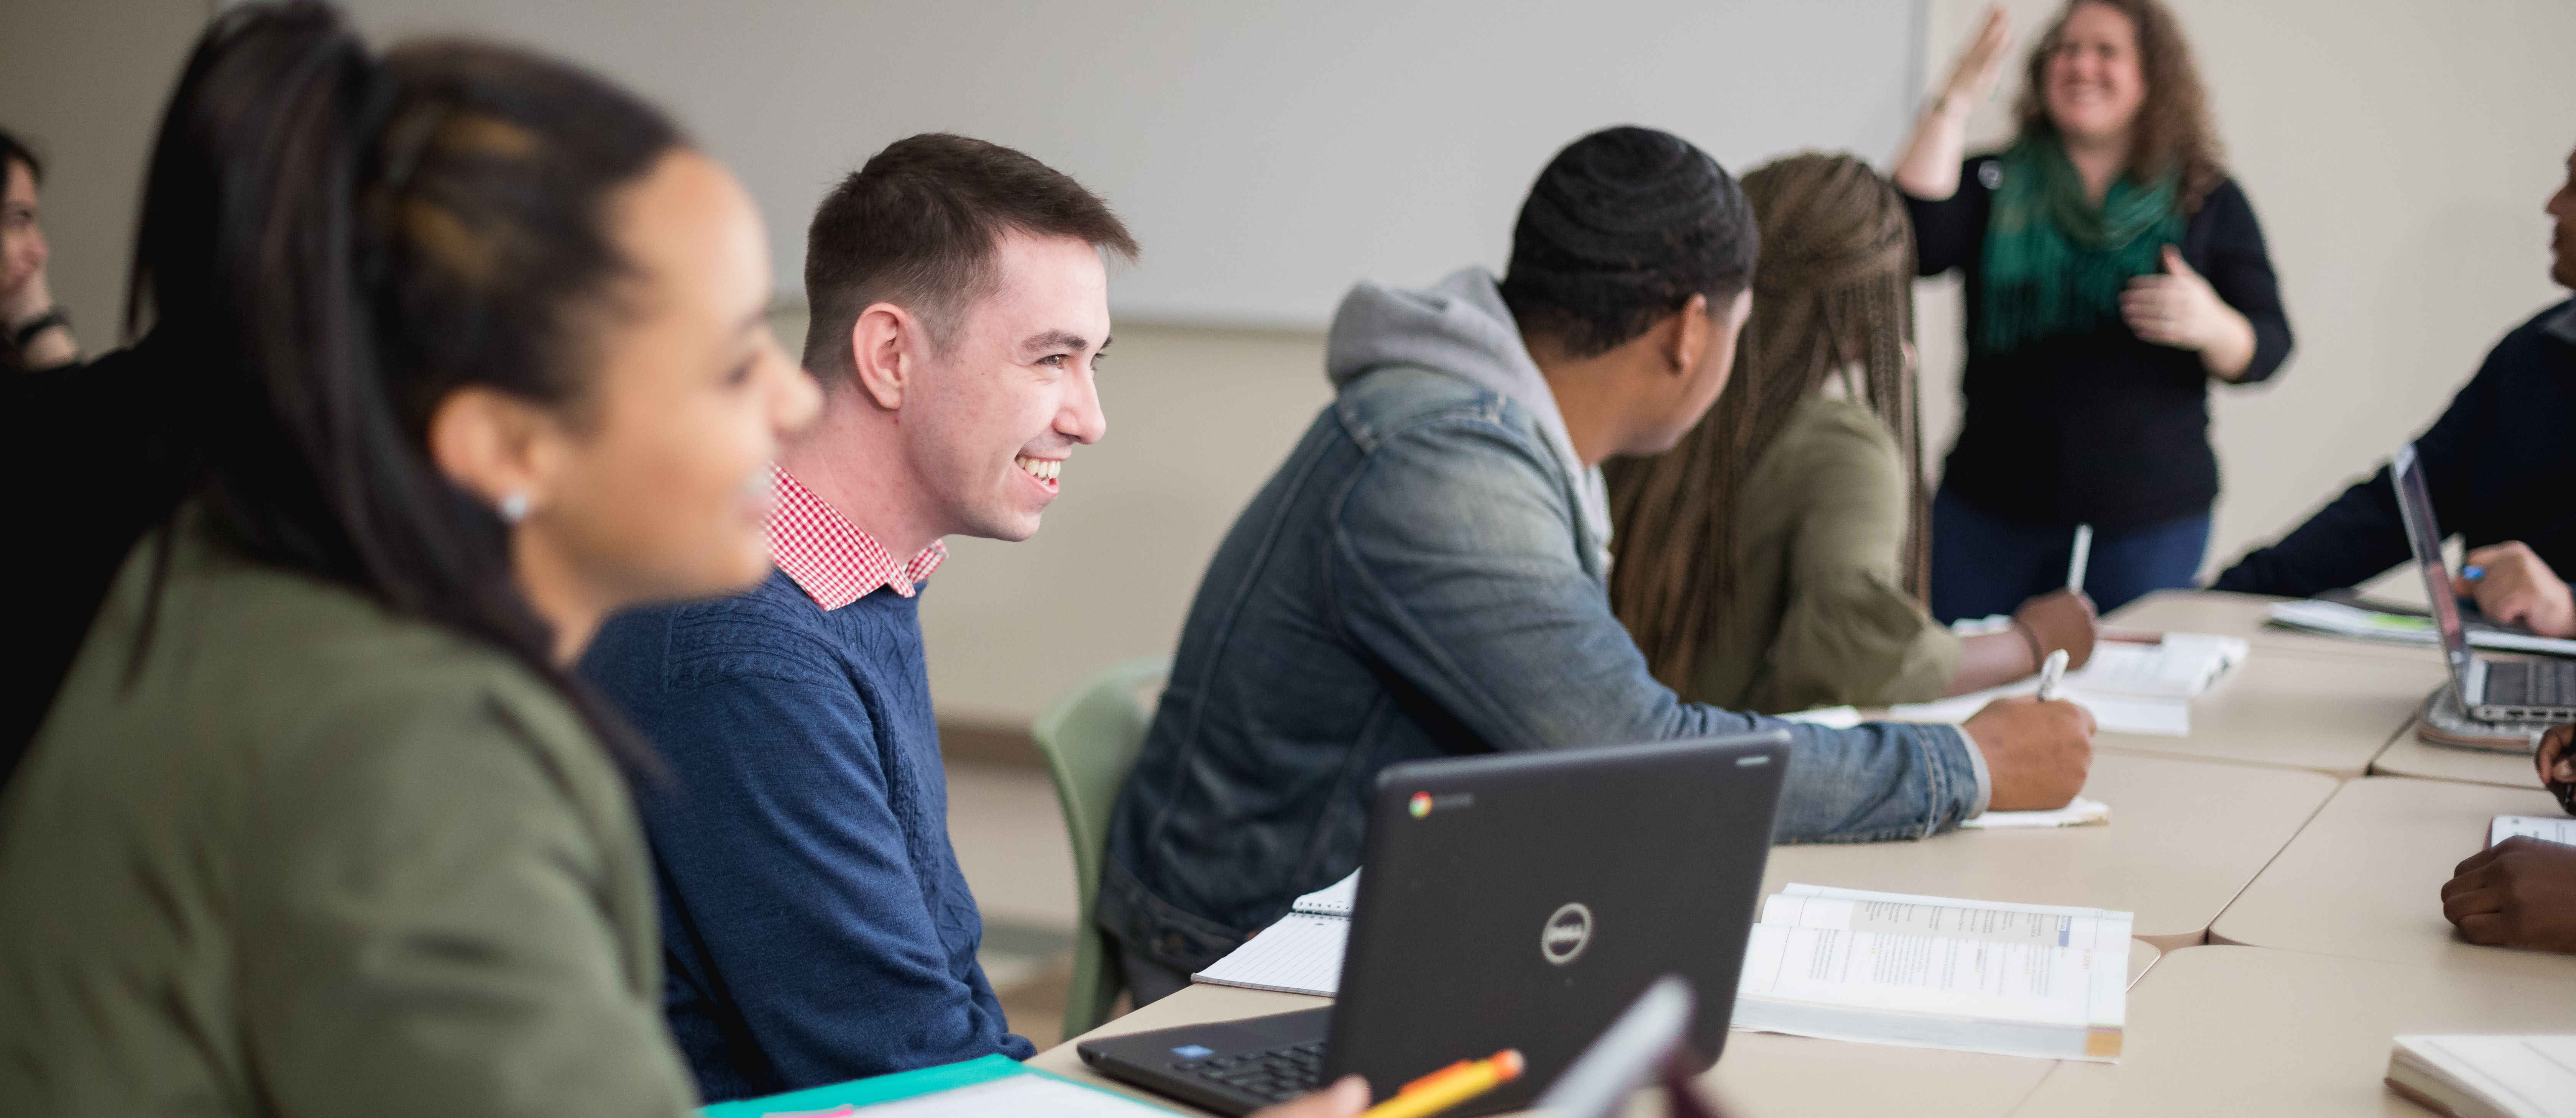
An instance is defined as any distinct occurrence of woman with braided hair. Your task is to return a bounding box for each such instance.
[1607,153,2095,714]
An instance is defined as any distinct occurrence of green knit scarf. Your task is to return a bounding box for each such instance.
[1979,134,2183,353]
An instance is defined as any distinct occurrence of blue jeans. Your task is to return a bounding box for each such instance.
[1930,488,2212,622]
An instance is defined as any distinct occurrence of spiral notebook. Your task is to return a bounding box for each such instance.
[1189,870,1359,996]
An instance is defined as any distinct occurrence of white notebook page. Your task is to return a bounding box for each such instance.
[2493,815,2576,848]
[1189,912,1347,996]
[1293,871,1360,917]
[2394,1035,2576,1118]
[1737,884,2130,1032]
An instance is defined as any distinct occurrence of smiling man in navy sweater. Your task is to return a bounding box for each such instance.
[583,134,1135,1102]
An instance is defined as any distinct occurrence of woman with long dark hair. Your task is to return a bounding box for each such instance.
[1606,154,2095,714]
[1895,0,2292,621]
[0,4,823,1110]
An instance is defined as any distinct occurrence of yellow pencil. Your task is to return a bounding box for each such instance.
[1357,1049,1525,1118]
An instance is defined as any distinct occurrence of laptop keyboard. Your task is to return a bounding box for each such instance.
[2491,660,2576,707]
[1168,1040,1327,1104]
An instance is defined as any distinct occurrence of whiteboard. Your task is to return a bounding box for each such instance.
[332,0,1923,329]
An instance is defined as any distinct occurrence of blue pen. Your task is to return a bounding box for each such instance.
[2463,565,2486,581]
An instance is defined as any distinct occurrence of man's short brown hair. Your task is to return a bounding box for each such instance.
[802,133,1136,381]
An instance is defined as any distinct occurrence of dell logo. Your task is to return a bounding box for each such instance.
[1541,903,1592,965]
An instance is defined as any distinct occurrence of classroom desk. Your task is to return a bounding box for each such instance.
[2014,946,2576,1118]
[2104,589,2437,666]
[2210,777,2576,980]
[1030,944,2162,1118]
[2370,723,2548,789]
[1763,752,2334,950]
[2080,648,2438,778]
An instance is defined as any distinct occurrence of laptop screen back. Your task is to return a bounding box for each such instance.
[2392,443,2478,696]
[1321,733,1788,1115]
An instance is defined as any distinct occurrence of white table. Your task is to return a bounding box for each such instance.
[2015,945,2576,1117]
[2210,776,2576,980]
[2371,724,2549,789]
[1762,752,2334,949]
[2106,589,2439,667]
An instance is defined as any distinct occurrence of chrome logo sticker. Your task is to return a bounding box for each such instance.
[1408,791,1432,818]
[1541,903,1592,965]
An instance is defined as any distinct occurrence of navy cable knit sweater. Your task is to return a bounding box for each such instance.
[583,570,1031,1103]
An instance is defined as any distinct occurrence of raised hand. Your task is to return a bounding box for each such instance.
[1894,6,2013,200]
[1939,5,2014,115]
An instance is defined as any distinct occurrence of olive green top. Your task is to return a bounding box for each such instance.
[0,526,696,1117]
[1684,395,1963,714]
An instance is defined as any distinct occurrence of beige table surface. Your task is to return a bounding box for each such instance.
[1036,943,2160,1118]
[2015,945,2576,1118]
[2075,645,2437,778]
[2104,589,2441,666]
[1763,751,2333,950]
[2210,776,2576,980]
[2371,722,2549,789]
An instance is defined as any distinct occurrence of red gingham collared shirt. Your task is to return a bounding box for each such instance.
[766,464,947,609]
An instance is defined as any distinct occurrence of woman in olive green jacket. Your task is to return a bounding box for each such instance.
[1605,154,2098,715]
[0,7,823,1113]
[0,9,1385,1118]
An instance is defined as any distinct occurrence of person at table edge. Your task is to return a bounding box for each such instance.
[2212,143,2576,633]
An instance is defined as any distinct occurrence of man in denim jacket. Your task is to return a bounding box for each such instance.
[1100,128,2096,999]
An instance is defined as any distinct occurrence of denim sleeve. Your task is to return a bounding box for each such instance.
[638,668,1028,1086]
[1329,416,1982,841]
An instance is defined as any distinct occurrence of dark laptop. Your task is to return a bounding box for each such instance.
[2393,442,2576,722]
[1078,731,1790,1115]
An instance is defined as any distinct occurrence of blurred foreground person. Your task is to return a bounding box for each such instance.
[0,4,822,1112]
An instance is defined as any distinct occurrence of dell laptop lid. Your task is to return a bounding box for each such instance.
[1319,731,1790,1115]
[2393,443,2484,703]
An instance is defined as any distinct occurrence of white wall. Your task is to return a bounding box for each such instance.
[330,0,1921,329]
[0,0,211,347]
[18,1,2576,730]
[1913,0,2576,581]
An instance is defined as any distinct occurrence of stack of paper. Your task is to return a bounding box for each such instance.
[2068,634,2247,699]
[1731,883,2132,1062]
[2385,1035,2576,1118]
[1960,797,2111,830]
[1191,871,1359,997]
[2270,599,2576,657]
[1883,633,2245,737]
[2492,815,2576,848]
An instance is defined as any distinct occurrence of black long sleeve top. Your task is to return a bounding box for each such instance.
[2212,300,2576,597]
[1907,156,2295,530]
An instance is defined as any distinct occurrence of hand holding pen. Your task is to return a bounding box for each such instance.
[2453,540,2576,638]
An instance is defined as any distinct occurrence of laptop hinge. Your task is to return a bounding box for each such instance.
[2463,657,2487,706]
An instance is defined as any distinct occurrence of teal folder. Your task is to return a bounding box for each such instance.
[699,1054,1175,1116]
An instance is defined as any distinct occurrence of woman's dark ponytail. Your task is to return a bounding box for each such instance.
[134,1,682,767]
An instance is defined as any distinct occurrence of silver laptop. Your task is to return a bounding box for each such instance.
[2394,442,2576,721]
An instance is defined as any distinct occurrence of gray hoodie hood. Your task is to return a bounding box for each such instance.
[1324,267,1613,558]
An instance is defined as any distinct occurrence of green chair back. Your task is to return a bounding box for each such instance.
[1029,655,1170,1040]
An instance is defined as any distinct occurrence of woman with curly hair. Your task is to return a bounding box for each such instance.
[1896,0,2293,621]
[1606,153,2095,713]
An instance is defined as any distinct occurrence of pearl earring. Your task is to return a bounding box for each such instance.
[498,492,531,524]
